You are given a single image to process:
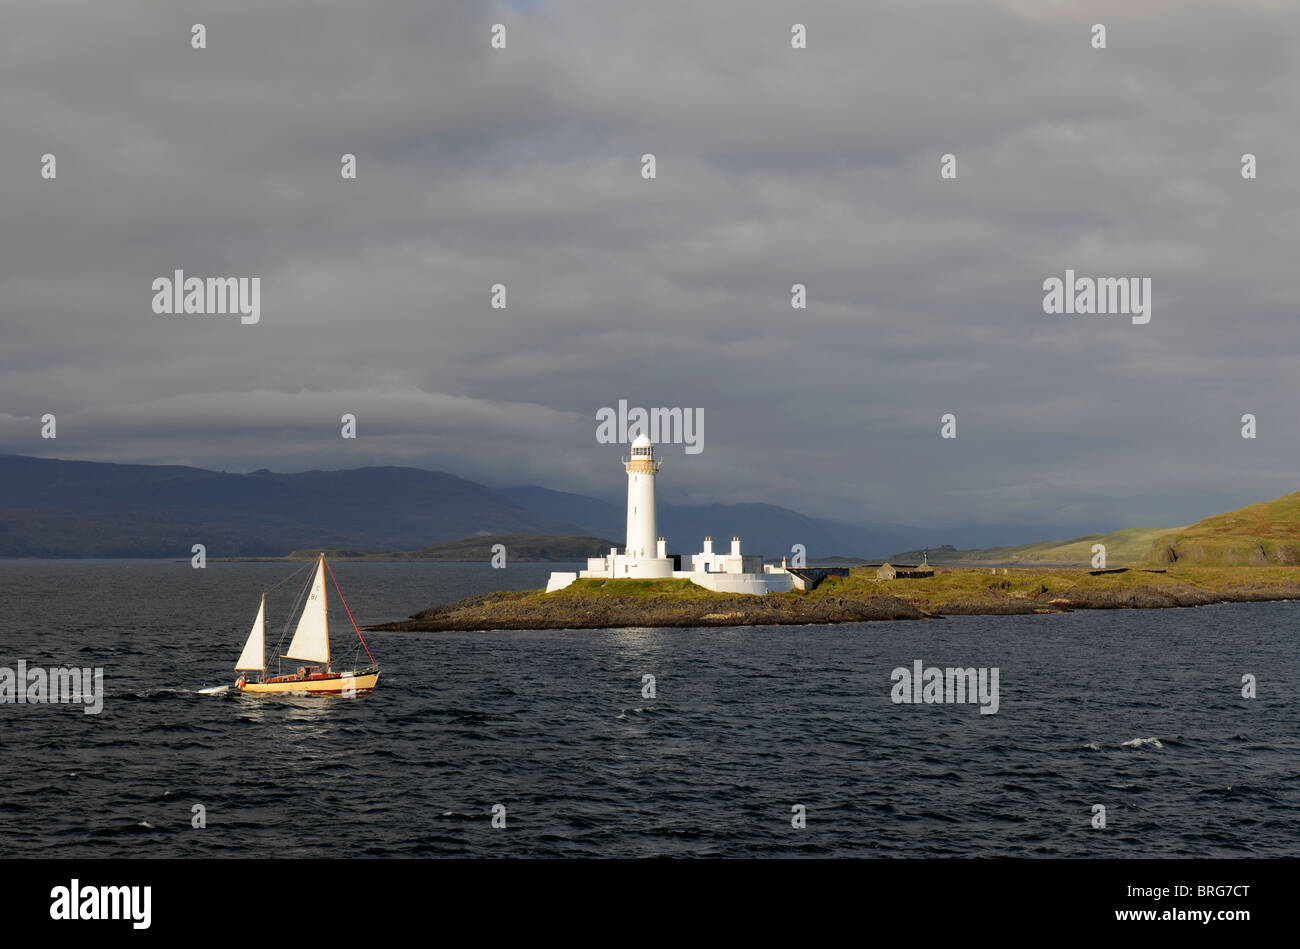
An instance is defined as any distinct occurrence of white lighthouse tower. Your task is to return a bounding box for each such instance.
[550,434,673,583]
[624,433,659,559]
[544,433,794,593]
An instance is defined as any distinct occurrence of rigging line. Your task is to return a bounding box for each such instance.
[323,558,376,665]
[263,559,312,597]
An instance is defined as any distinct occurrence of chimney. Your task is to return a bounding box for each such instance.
[730,536,741,557]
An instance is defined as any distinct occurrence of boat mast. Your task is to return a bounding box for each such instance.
[259,592,265,678]
[321,553,331,671]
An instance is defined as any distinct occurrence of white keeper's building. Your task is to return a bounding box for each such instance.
[546,434,795,595]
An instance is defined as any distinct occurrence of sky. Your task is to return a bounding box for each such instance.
[2,0,1298,532]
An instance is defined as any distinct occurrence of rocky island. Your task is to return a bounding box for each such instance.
[368,565,1300,632]
[367,487,1300,633]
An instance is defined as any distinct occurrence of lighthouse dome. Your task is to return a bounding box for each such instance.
[630,433,654,459]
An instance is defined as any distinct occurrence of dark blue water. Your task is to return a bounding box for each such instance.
[1,560,1297,857]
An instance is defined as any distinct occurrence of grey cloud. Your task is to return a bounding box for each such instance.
[2,0,1298,533]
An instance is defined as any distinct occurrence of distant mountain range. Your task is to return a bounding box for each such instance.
[498,485,925,561]
[0,454,571,557]
[496,485,1091,561]
[270,534,619,563]
[0,453,1096,559]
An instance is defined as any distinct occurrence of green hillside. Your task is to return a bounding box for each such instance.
[950,526,1178,566]
[1150,492,1300,565]
[908,489,1300,567]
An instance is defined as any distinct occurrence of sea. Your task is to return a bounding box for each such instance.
[0,559,1297,858]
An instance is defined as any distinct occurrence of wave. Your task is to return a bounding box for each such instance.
[1121,737,1164,749]
[616,706,659,720]
[124,687,197,700]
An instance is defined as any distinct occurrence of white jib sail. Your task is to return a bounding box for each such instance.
[235,595,266,671]
[284,558,330,664]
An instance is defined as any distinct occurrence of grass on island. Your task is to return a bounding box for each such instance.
[534,563,1300,611]
[551,578,723,600]
[844,563,1300,603]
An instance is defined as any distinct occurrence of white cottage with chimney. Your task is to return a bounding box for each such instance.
[546,435,794,594]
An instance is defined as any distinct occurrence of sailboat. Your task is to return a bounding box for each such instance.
[233,553,380,695]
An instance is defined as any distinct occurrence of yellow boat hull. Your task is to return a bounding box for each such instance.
[238,670,379,695]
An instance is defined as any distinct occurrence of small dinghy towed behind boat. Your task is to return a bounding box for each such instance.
[233,554,380,695]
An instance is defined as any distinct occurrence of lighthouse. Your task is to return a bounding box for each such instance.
[544,434,795,593]
[624,433,660,559]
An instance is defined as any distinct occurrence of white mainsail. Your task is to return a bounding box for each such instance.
[235,595,266,671]
[284,557,330,665]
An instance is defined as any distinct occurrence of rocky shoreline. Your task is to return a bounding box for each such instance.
[368,576,1300,632]
[370,590,928,630]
